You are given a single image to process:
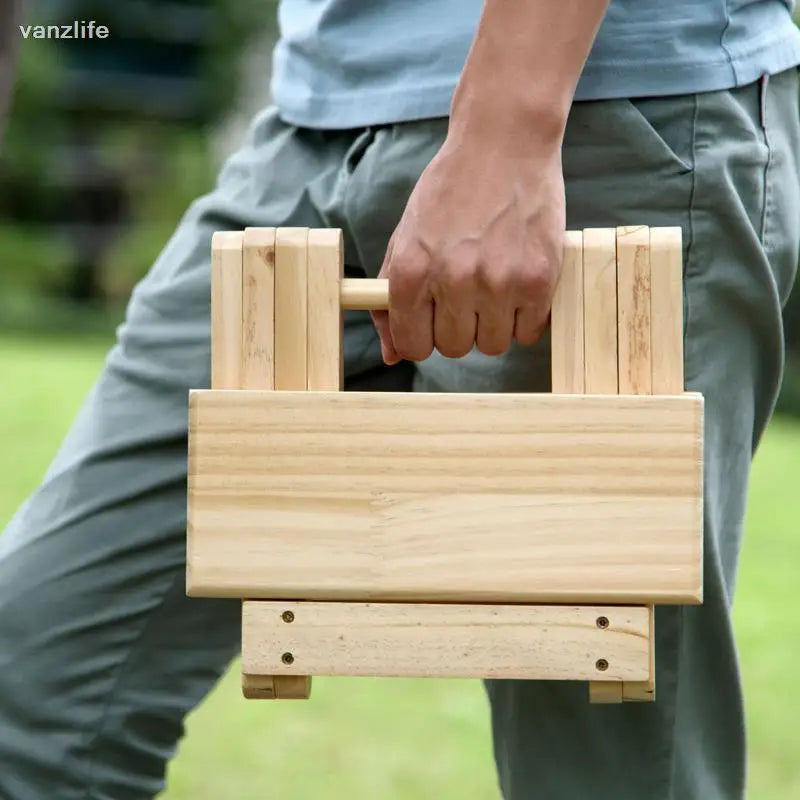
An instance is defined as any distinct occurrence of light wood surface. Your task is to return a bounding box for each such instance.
[616,225,652,395]
[241,228,275,388]
[551,230,584,393]
[274,228,309,390]
[340,278,389,310]
[187,389,703,603]
[583,228,618,394]
[211,228,312,699]
[617,225,654,701]
[307,229,343,390]
[210,232,243,390]
[242,602,651,680]
[650,227,684,394]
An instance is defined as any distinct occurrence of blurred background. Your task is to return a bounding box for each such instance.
[0,2,798,798]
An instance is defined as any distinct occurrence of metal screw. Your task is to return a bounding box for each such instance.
[281,652,294,665]
[281,611,295,623]
[596,616,609,629]
[595,658,609,672]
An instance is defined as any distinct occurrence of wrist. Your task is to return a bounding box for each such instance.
[449,81,570,154]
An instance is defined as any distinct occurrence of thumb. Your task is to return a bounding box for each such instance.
[370,308,401,365]
[370,232,401,365]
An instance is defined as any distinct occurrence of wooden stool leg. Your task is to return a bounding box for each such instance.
[619,226,684,702]
[238,226,314,699]
[237,227,344,699]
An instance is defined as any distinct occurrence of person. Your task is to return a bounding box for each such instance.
[1,1,799,797]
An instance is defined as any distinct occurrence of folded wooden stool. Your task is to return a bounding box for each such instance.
[187,226,703,704]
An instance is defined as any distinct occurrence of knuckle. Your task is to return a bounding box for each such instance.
[517,266,553,300]
[437,340,471,359]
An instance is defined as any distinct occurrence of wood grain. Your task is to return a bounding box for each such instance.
[307,229,343,391]
[650,227,684,394]
[274,228,308,390]
[241,228,275,388]
[241,602,651,680]
[551,230,584,393]
[616,226,652,395]
[187,390,703,603]
[210,232,243,390]
[583,228,618,394]
[340,278,389,311]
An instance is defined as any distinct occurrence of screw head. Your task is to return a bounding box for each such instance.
[595,658,609,672]
[281,652,294,665]
[596,616,609,629]
[281,611,295,623]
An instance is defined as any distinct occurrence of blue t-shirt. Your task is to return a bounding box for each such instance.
[271,0,800,129]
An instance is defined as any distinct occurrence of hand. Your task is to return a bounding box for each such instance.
[371,134,565,364]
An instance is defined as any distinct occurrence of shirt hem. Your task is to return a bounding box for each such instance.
[273,30,800,130]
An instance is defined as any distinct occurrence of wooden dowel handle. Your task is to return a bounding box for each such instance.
[340,279,389,310]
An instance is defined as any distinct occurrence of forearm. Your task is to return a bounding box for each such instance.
[450,0,610,149]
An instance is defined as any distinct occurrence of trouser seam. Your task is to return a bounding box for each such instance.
[664,89,700,800]
[80,569,186,798]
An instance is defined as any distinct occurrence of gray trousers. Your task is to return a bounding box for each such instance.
[1,69,798,799]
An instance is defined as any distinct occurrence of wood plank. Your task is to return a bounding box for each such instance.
[551,230,584,393]
[210,232,243,390]
[650,227,684,394]
[583,228,618,394]
[616,225,652,394]
[187,390,703,603]
[622,605,656,701]
[241,228,276,388]
[241,602,651,680]
[307,229,343,391]
[274,227,308,390]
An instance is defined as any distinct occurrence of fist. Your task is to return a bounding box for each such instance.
[371,139,565,364]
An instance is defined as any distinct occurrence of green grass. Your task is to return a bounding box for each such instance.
[1,333,798,799]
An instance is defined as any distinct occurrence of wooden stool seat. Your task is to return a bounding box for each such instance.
[186,226,703,704]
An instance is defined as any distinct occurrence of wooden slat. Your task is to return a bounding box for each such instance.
[242,602,651,680]
[307,229,343,391]
[274,228,308,390]
[210,232,243,390]
[616,226,652,395]
[650,227,684,394]
[241,228,275,388]
[551,230,584,393]
[583,228,618,394]
[187,390,703,603]
[622,605,656,701]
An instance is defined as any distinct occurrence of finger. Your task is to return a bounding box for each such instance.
[370,235,401,364]
[475,303,515,356]
[434,301,478,359]
[389,298,435,361]
[371,309,401,365]
[513,303,549,346]
[388,246,435,361]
